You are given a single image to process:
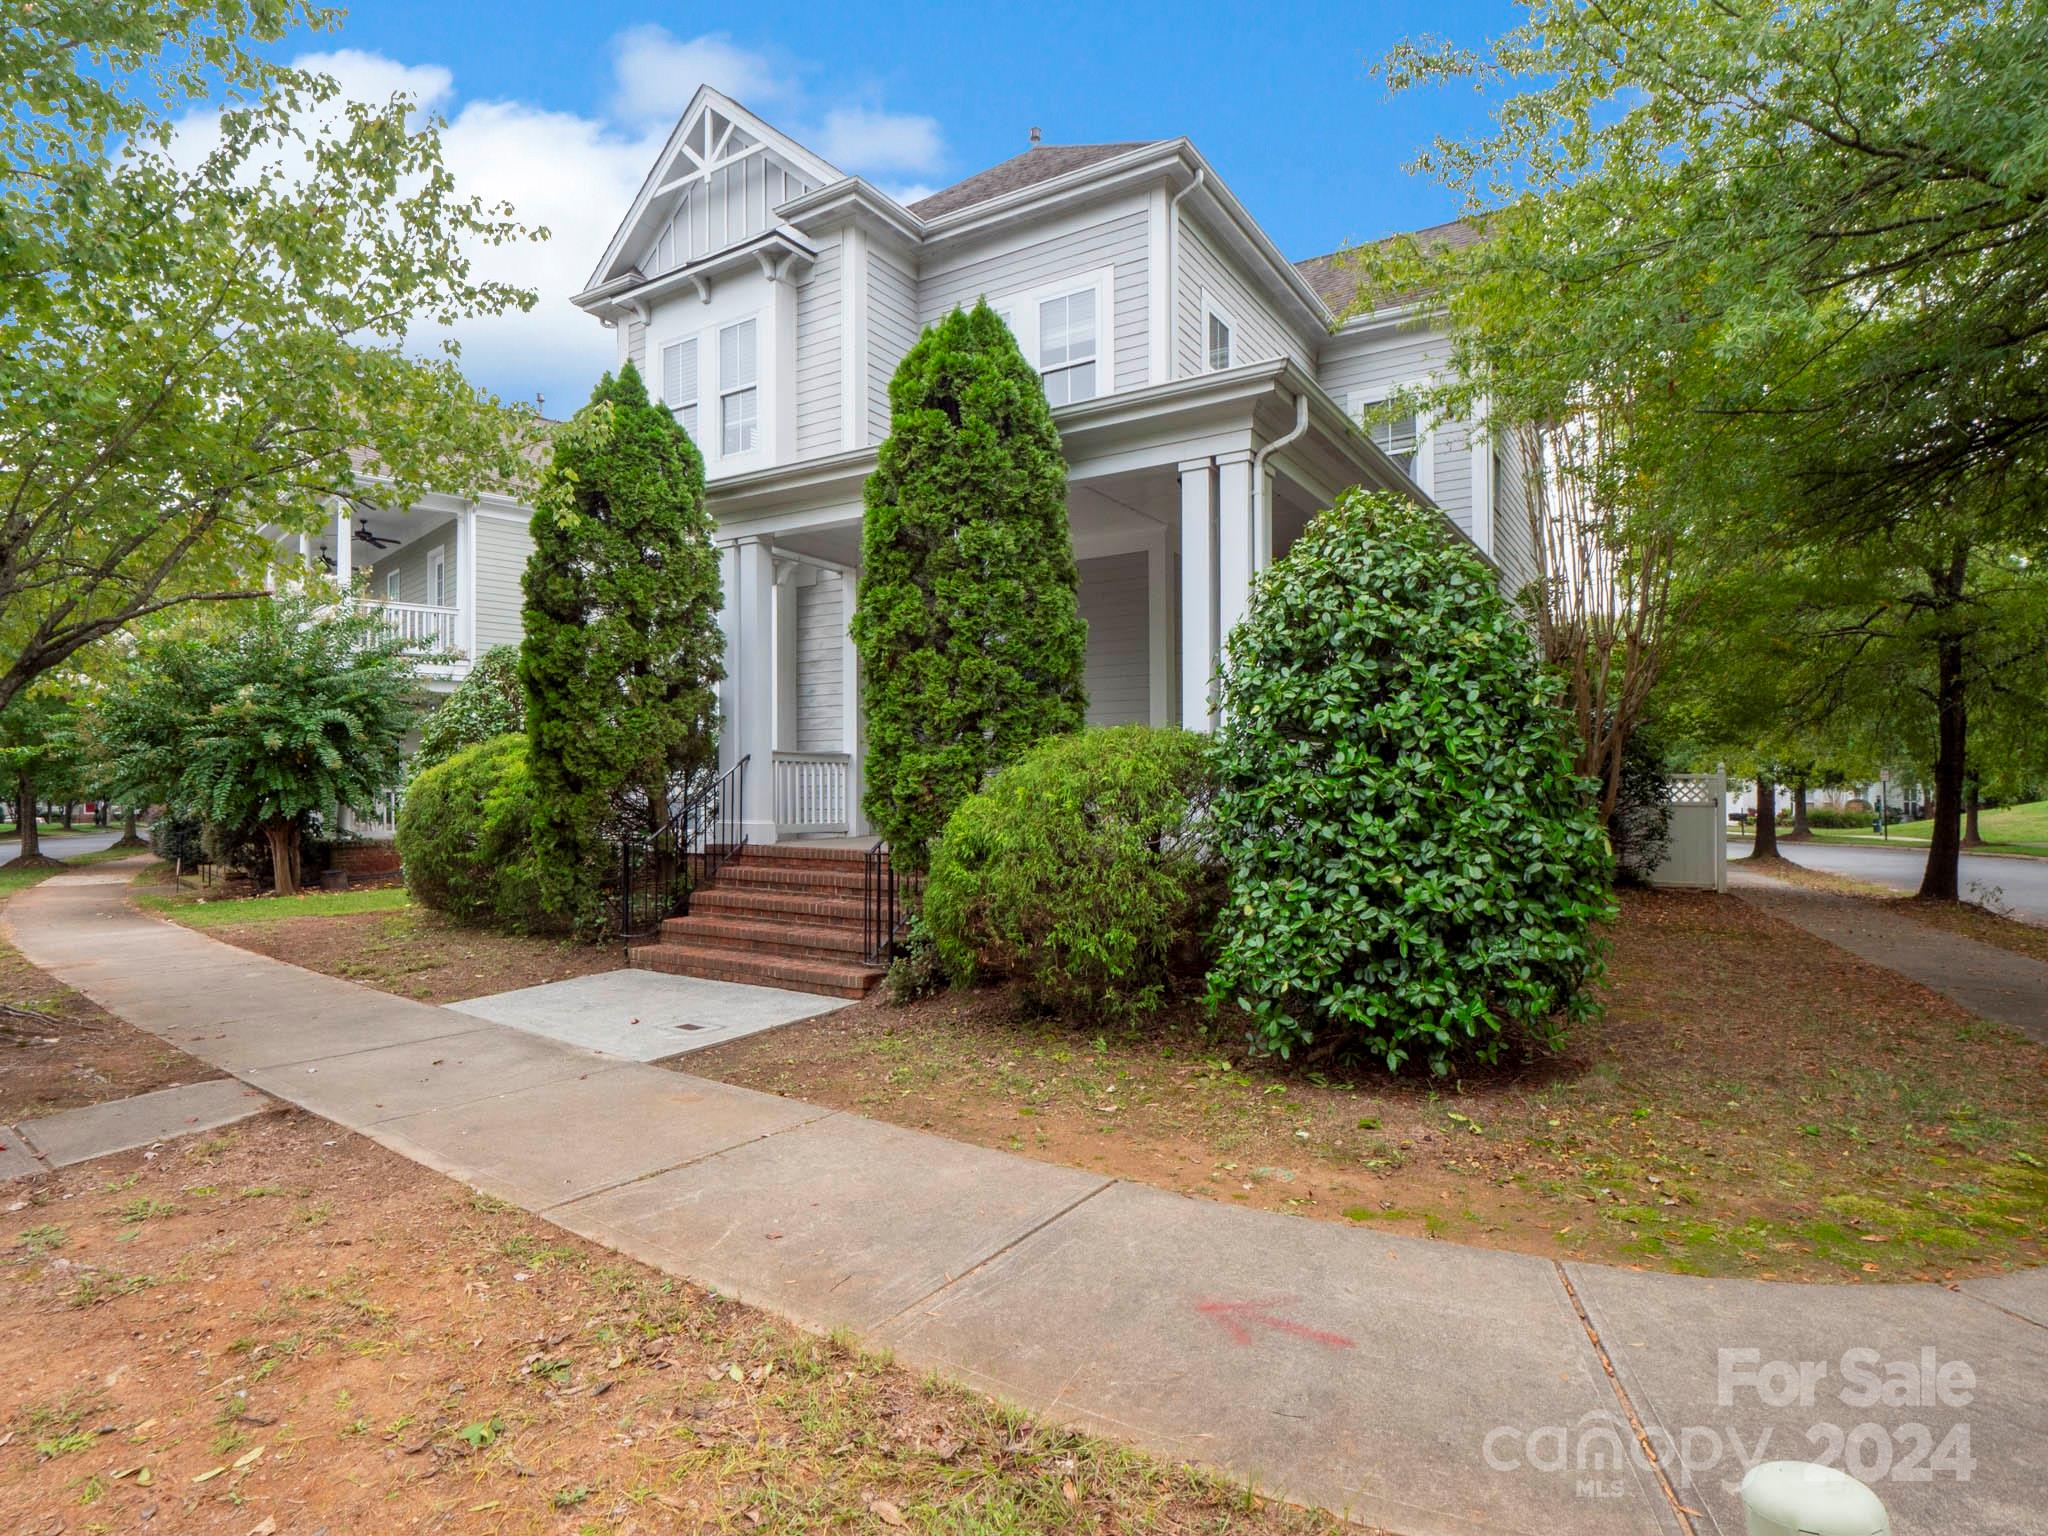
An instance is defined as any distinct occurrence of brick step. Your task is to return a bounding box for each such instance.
[629,941,883,999]
[688,886,867,925]
[658,913,870,960]
[711,862,868,894]
[728,844,871,867]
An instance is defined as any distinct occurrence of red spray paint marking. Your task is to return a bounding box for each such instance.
[1194,1298,1356,1351]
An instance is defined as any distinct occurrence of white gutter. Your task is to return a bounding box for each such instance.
[1251,388,1310,569]
[1162,168,1205,383]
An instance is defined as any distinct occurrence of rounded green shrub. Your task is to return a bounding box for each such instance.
[397,734,552,931]
[921,724,1219,1020]
[410,645,525,780]
[1209,488,1613,1074]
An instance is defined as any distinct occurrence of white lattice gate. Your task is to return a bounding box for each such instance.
[1646,771,1728,892]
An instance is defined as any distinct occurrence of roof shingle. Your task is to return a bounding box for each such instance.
[1293,217,1488,315]
[908,142,1160,220]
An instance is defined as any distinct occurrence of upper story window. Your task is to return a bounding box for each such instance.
[662,337,699,439]
[989,267,1114,410]
[1371,412,1420,480]
[384,568,401,601]
[1037,289,1098,406]
[1204,298,1235,371]
[719,319,758,456]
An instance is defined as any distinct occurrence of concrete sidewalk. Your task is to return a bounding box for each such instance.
[6,868,2045,1536]
[1731,869,2048,1046]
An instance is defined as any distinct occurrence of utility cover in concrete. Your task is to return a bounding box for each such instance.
[448,969,847,1062]
[15,1078,272,1168]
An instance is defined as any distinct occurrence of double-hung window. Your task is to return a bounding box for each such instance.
[719,319,758,455]
[661,337,699,438]
[1037,289,1098,405]
[1371,412,1420,480]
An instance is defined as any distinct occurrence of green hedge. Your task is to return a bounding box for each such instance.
[397,734,553,931]
[921,725,1219,1020]
[1208,488,1613,1074]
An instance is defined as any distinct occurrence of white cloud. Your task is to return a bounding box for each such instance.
[816,106,945,177]
[609,27,792,125]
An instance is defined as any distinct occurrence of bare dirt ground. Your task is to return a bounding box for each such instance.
[690,888,2048,1283]
[1,922,221,1125]
[0,1112,1348,1536]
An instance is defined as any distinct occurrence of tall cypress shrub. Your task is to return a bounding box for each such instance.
[851,302,1088,866]
[520,362,724,933]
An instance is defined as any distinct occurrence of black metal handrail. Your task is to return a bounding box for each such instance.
[861,841,921,964]
[614,754,749,943]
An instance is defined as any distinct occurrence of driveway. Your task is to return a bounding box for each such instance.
[1745,839,2048,920]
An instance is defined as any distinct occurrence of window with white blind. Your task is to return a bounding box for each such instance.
[661,337,699,438]
[1203,298,1235,371]
[1371,412,1420,480]
[719,319,758,455]
[1037,288,1097,406]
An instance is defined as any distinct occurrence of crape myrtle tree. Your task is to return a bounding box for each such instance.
[95,594,418,893]
[520,363,725,935]
[0,1,541,715]
[1347,0,2048,904]
[851,302,1089,867]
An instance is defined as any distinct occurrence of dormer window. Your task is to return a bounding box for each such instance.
[662,337,699,439]
[1038,289,1098,405]
[719,319,758,455]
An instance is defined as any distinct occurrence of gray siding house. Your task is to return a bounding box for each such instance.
[569,89,1531,846]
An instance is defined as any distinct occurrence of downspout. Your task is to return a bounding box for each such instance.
[1250,389,1310,572]
[1164,168,1206,382]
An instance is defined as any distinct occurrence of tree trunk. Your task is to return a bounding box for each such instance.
[15,772,39,861]
[1751,776,1779,860]
[61,801,74,829]
[263,818,301,896]
[1963,778,1983,848]
[1788,780,1812,841]
[113,806,146,850]
[1917,553,1968,902]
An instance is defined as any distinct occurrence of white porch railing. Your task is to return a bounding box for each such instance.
[773,751,850,835]
[361,599,461,655]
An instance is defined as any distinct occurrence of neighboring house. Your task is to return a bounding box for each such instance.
[571,89,1531,847]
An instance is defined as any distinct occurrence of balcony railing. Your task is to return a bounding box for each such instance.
[360,599,461,655]
[772,750,850,835]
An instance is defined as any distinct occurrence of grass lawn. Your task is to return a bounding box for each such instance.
[134,882,413,929]
[0,845,141,900]
[0,1112,1346,1535]
[0,822,83,838]
[690,888,2048,1284]
[1775,801,2048,857]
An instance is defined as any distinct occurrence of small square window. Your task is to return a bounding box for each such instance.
[1371,412,1419,480]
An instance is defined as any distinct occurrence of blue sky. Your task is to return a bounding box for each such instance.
[290,0,1524,409]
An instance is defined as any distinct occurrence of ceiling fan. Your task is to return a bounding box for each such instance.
[343,496,403,551]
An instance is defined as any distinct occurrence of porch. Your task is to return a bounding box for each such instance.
[712,359,1411,843]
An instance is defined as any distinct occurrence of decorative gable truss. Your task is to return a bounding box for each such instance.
[583,89,842,295]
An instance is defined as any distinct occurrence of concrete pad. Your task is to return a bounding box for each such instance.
[149,996,477,1072]
[242,1026,615,1125]
[878,1182,1676,1536]
[1567,1262,2048,1536]
[1960,1266,2048,1328]
[16,1079,272,1167]
[0,1133,44,1181]
[373,1065,831,1209]
[554,1113,1109,1334]
[447,969,847,1061]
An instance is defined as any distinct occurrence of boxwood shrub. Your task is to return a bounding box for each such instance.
[397,734,553,931]
[921,724,1219,1020]
[1208,488,1613,1074]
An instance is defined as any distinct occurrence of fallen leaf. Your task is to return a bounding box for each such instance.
[871,1499,906,1526]
[192,1466,226,1483]
[231,1446,264,1469]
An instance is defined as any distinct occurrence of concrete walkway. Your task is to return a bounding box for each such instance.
[3,1078,272,1179]
[6,868,2045,1536]
[1731,869,2048,1046]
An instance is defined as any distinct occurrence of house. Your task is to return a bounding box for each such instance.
[572,88,1535,852]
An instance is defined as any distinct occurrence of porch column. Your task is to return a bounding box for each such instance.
[1177,457,1216,731]
[773,562,800,751]
[842,572,868,836]
[716,543,741,776]
[332,500,352,590]
[1215,450,1256,663]
[729,535,779,844]
[452,508,475,658]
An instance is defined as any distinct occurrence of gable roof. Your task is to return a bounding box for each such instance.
[909,142,1163,220]
[1294,216,1488,315]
